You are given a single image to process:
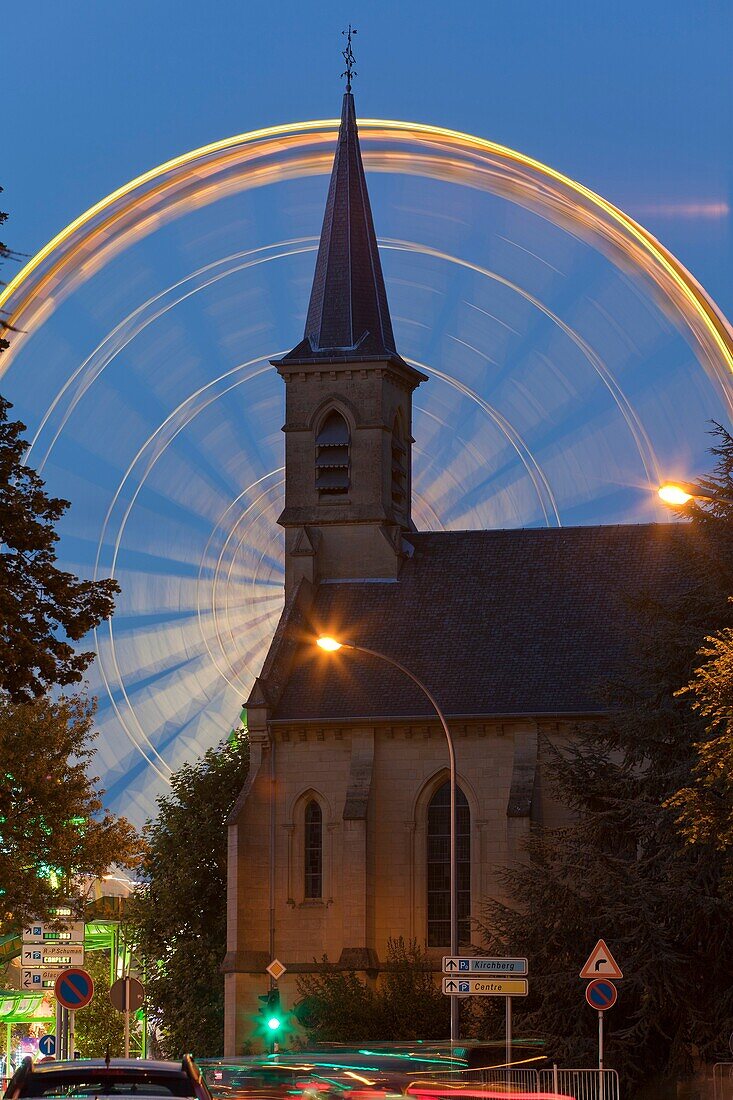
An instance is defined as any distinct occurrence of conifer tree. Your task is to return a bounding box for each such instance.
[478,428,733,1091]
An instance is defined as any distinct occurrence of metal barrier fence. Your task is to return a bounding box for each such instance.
[540,1068,620,1100]
[449,1066,620,1100]
[461,1068,543,1092]
[713,1063,733,1100]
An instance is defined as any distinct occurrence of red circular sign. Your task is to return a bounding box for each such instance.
[54,968,94,1010]
[585,978,617,1011]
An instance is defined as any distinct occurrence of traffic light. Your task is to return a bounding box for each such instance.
[257,988,283,1046]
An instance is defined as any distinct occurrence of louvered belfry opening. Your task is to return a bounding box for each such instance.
[316,409,350,495]
[391,415,407,515]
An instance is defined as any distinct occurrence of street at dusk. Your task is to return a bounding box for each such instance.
[1,4,732,1100]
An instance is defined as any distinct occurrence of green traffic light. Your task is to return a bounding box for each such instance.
[267,1016,281,1030]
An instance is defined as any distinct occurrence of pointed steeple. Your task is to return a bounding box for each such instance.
[281,91,404,364]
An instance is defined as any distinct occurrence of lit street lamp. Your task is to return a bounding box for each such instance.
[658,481,733,508]
[316,635,461,1042]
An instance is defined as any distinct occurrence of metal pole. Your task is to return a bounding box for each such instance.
[68,1010,75,1060]
[6,1020,12,1077]
[55,1000,62,1060]
[598,1010,604,1100]
[505,996,512,1070]
[124,977,130,1059]
[345,644,459,1042]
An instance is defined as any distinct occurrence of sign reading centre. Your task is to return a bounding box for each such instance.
[442,977,528,996]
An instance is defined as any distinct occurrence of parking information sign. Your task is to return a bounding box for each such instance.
[442,977,528,996]
[443,956,528,976]
[22,944,84,967]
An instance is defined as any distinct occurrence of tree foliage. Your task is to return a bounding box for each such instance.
[127,733,249,1057]
[0,693,143,932]
[478,427,733,1092]
[296,938,449,1043]
[0,395,120,700]
[669,629,733,879]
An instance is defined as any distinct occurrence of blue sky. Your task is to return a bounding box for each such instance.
[4,0,731,315]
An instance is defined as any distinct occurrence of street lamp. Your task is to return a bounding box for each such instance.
[658,481,733,508]
[315,635,461,1042]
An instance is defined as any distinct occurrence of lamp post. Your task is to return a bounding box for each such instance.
[316,635,460,1043]
[658,481,733,508]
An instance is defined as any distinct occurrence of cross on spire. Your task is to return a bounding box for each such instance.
[341,25,357,92]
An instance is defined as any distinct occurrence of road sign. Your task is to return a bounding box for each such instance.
[22,969,62,990]
[38,1035,56,1057]
[266,959,287,981]
[579,939,623,979]
[585,979,617,1010]
[23,922,85,944]
[443,956,528,976]
[54,968,94,1010]
[22,944,84,967]
[442,977,528,996]
[109,976,145,1013]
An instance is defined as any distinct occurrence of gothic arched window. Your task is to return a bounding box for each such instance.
[427,781,470,947]
[391,414,407,515]
[316,410,350,495]
[304,799,323,899]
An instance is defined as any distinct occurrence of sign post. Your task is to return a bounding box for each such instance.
[585,978,617,1100]
[110,977,145,1058]
[442,958,529,1075]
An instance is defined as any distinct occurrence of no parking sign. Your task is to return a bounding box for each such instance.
[54,968,94,1010]
[585,978,617,1011]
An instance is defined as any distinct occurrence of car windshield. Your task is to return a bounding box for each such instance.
[21,1073,194,1098]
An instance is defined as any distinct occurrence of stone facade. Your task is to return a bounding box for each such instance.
[224,710,577,1054]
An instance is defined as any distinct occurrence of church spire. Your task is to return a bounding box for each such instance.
[281,76,402,363]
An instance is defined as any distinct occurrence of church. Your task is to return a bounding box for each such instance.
[223,85,687,1053]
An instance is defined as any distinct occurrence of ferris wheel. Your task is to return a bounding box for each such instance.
[1,117,731,824]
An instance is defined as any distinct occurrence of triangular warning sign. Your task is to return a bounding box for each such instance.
[580,939,623,979]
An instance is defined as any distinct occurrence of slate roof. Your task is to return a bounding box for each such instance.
[271,524,695,722]
[278,91,403,365]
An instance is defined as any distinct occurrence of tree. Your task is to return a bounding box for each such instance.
[296,938,450,1043]
[668,630,733,897]
[0,396,120,699]
[0,693,143,932]
[477,427,733,1092]
[127,731,249,1057]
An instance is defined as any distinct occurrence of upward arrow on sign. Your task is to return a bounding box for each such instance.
[445,960,457,970]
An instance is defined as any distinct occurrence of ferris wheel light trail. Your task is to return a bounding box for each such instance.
[1,118,731,384]
[5,114,733,823]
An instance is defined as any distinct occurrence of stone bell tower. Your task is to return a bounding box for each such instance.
[271,90,427,595]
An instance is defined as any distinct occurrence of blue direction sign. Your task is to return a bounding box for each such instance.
[54,968,94,1010]
[38,1035,56,1057]
[443,956,528,976]
[585,979,617,1011]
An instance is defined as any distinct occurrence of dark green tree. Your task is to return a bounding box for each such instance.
[296,938,449,1043]
[0,395,120,700]
[0,693,143,932]
[127,731,249,1057]
[478,428,733,1093]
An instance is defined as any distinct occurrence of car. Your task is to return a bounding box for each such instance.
[4,1057,212,1100]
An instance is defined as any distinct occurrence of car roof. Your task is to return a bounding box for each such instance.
[27,1061,188,1074]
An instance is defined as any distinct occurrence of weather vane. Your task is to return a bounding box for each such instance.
[341,25,357,91]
